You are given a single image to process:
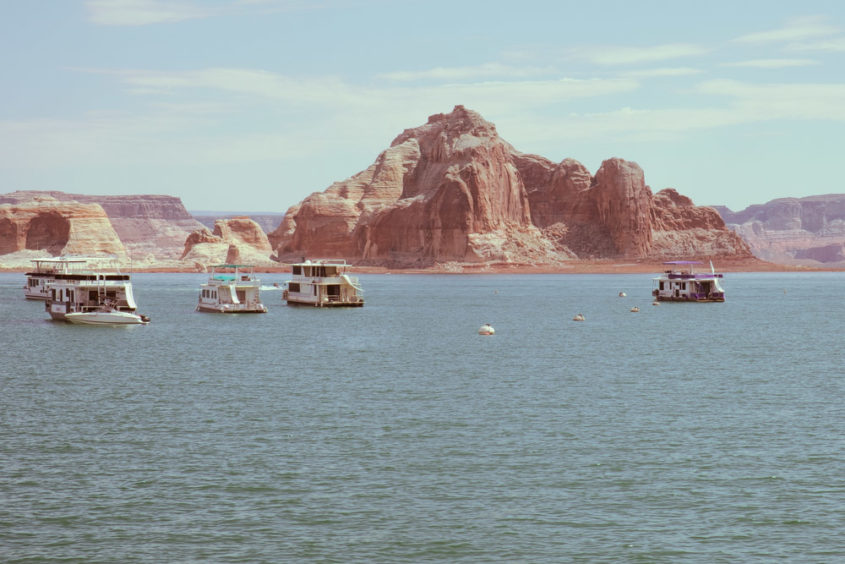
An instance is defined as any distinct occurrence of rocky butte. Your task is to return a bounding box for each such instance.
[269,105,751,268]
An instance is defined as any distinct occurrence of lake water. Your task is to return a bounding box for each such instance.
[1,271,843,562]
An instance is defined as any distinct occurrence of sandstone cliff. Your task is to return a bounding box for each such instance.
[192,212,284,235]
[181,217,274,268]
[270,105,751,267]
[1,191,205,265]
[0,197,127,265]
[715,194,845,266]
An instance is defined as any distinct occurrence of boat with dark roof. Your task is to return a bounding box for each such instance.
[24,256,102,300]
[652,260,725,302]
[44,258,150,324]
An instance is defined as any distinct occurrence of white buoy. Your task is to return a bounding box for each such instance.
[478,323,495,335]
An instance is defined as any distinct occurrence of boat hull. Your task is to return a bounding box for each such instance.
[196,303,267,313]
[63,311,149,325]
[284,296,364,307]
[654,295,725,302]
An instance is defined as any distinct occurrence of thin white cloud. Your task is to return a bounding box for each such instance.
[379,63,557,82]
[696,79,845,121]
[722,58,820,69]
[85,0,215,26]
[786,36,845,52]
[582,43,709,66]
[621,67,704,78]
[90,67,639,107]
[733,15,839,44]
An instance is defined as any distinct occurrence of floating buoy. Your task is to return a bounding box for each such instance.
[618,291,627,297]
[572,313,585,322]
[478,323,495,335]
[630,306,639,312]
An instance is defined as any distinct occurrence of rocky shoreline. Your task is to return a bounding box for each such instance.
[2,257,838,275]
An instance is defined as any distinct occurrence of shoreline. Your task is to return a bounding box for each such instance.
[2,258,842,275]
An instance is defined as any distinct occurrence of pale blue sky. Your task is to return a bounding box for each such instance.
[2,0,844,212]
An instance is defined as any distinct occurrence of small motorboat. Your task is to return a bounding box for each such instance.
[572,313,585,322]
[618,291,626,297]
[630,306,640,313]
[478,323,495,335]
[65,307,149,325]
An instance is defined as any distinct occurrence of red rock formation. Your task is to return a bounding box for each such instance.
[181,218,273,265]
[272,106,562,267]
[0,197,127,260]
[270,106,751,266]
[715,194,845,266]
[1,191,205,262]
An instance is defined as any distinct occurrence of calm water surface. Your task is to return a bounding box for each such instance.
[1,271,843,562]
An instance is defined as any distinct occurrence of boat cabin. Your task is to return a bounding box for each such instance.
[284,259,364,307]
[652,261,725,302]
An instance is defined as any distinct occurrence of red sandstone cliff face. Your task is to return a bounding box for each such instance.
[270,106,750,266]
[271,106,553,266]
[0,197,127,261]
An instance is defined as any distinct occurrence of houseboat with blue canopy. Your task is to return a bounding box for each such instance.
[196,264,267,313]
[652,260,725,302]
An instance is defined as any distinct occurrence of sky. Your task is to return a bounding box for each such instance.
[2,0,845,213]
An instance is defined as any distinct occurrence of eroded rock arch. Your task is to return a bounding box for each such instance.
[26,213,70,254]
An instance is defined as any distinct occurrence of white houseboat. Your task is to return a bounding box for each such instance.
[652,260,725,302]
[24,256,101,300]
[196,264,267,313]
[283,259,364,307]
[44,262,150,325]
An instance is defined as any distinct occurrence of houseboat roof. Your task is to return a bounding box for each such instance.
[291,259,348,265]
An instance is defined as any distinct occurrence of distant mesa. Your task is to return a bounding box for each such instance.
[269,105,751,268]
[715,194,845,267]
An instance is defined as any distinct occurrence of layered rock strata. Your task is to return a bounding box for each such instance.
[1,191,205,264]
[270,105,751,267]
[181,217,274,267]
[0,197,127,262]
[715,194,845,266]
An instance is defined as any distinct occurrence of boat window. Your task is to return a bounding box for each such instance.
[659,281,664,290]
[293,265,301,275]
[289,283,300,292]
